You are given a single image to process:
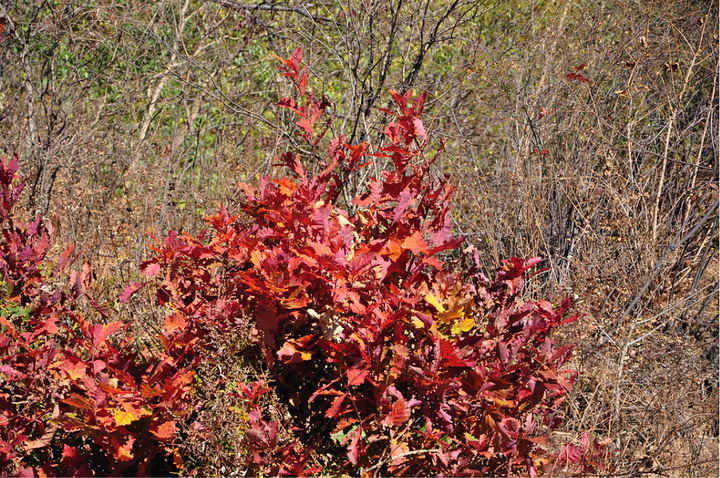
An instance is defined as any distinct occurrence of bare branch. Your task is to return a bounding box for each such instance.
[207,0,333,24]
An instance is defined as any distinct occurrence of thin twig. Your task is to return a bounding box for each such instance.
[208,0,333,24]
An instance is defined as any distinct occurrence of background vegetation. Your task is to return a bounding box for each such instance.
[0,0,717,475]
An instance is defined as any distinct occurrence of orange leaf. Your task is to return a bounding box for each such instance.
[113,402,151,427]
[115,436,135,462]
[164,369,195,393]
[386,238,403,260]
[140,383,164,399]
[150,420,177,440]
[274,177,298,196]
[63,359,86,381]
[164,312,186,333]
[401,231,428,254]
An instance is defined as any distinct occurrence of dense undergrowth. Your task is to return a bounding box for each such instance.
[0,0,716,475]
[0,49,611,476]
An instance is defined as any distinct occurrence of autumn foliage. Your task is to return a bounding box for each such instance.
[0,153,198,476]
[1,48,589,476]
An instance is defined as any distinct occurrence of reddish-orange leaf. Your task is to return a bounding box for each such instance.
[150,420,177,440]
[277,337,312,364]
[297,118,314,135]
[61,394,93,411]
[164,369,195,392]
[346,367,369,386]
[401,231,428,254]
[164,312,186,333]
[326,395,346,418]
[81,262,93,291]
[93,321,124,347]
[119,281,144,303]
[422,256,443,269]
[115,436,135,462]
[390,440,410,466]
[280,294,310,309]
[141,262,161,277]
[311,241,333,256]
[62,445,81,460]
[382,398,410,427]
[347,426,364,465]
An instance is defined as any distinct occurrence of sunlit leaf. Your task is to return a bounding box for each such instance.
[150,420,177,440]
[113,402,151,427]
[115,437,135,462]
[401,231,428,254]
[425,292,445,313]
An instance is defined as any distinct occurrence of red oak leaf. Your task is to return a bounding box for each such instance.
[382,398,410,427]
[119,281,144,303]
[346,367,369,386]
[401,231,428,254]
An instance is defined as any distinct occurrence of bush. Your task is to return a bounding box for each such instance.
[1,49,583,476]
[136,48,581,476]
[0,153,195,476]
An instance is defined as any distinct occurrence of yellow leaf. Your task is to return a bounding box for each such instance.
[430,322,445,339]
[113,402,152,427]
[425,292,445,313]
[451,316,475,335]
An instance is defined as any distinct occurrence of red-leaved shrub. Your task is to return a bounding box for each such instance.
[0,153,195,476]
[133,48,581,476]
